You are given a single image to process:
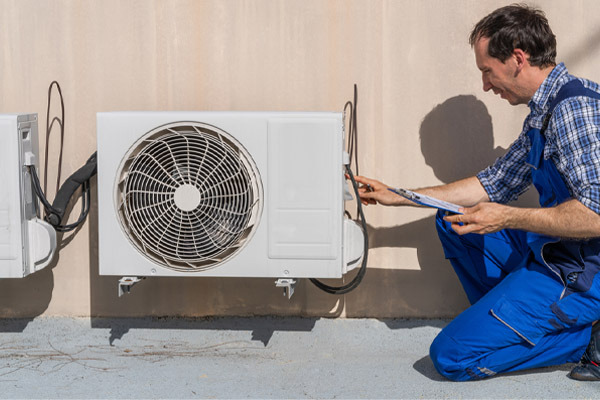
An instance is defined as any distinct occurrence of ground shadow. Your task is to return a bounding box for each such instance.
[89,316,453,348]
[413,355,448,382]
[90,316,320,346]
[412,354,574,382]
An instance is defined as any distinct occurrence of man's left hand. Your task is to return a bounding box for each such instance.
[444,202,510,235]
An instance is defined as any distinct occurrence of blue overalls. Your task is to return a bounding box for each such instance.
[430,80,600,381]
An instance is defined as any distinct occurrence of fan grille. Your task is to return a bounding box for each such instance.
[115,122,263,272]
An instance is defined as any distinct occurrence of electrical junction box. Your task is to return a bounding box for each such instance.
[0,114,56,278]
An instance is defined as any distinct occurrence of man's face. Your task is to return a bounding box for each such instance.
[474,37,525,105]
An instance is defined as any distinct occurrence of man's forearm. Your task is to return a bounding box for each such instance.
[507,199,600,238]
[354,175,490,208]
[415,176,490,208]
[446,198,600,238]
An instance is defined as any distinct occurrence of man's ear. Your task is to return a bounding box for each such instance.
[513,48,528,73]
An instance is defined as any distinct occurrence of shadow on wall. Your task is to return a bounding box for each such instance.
[0,267,54,332]
[419,95,506,183]
[344,95,518,318]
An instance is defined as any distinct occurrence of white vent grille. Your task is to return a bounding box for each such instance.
[115,122,263,272]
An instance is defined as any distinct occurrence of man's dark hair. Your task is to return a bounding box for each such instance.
[469,4,556,68]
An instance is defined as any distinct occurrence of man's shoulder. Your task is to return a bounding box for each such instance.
[578,77,600,94]
[549,69,600,115]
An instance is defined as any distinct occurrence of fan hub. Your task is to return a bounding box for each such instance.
[174,184,201,212]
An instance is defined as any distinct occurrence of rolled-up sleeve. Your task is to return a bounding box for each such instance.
[477,134,532,204]
[553,98,600,214]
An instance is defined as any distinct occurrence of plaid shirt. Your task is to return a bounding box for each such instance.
[477,63,600,214]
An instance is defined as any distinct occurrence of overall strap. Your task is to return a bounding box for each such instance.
[541,79,600,133]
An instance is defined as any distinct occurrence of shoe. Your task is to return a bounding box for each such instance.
[569,362,600,381]
[569,323,600,381]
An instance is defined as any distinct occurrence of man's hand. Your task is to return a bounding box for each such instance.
[352,176,407,206]
[443,202,511,235]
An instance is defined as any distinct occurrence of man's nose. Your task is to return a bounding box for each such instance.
[482,77,492,92]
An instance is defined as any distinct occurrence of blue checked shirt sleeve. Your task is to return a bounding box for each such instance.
[551,98,600,214]
[476,133,532,204]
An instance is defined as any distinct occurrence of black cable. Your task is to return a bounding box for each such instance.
[45,81,65,198]
[344,100,354,165]
[351,84,359,217]
[54,183,90,232]
[352,84,358,176]
[344,85,360,218]
[30,164,57,215]
[30,81,96,233]
[30,161,94,233]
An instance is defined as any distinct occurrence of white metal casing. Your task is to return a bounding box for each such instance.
[97,111,364,278]
[0,114,57,278]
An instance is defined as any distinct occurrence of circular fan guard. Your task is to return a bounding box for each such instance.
[115,122,263,272]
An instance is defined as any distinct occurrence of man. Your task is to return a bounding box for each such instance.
[356,4,600,381]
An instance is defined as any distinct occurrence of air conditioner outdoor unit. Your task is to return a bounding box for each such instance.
[0,114,57,278]
[97,111,365,295]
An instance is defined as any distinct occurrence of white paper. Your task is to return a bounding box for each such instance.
[389,188,463,214]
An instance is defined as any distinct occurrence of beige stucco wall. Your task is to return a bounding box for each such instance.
[1,0,600,318]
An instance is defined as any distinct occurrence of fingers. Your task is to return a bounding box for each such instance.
[352,175,371,184]
[450,221,476,235]
[351,176,382,205]
[444,211,473,235]
[353,175,381,188]
[358,190,378,205]
[443,213,464,224]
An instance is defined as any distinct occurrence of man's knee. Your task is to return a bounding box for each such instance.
[430,330,494,382]
[429,330,465,381]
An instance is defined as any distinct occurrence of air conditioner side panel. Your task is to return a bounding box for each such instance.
[0,114,40,278]
[267,118,341,261]
[0,117,23,277]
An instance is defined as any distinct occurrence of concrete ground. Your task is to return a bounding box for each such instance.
[0,317,597,399]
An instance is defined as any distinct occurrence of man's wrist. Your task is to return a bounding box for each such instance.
[504,205,524,231]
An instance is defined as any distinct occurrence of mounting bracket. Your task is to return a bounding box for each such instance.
[275,278,297,299]
[118,276,144,297]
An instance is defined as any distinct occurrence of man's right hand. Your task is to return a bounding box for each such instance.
[352,175,408,207]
